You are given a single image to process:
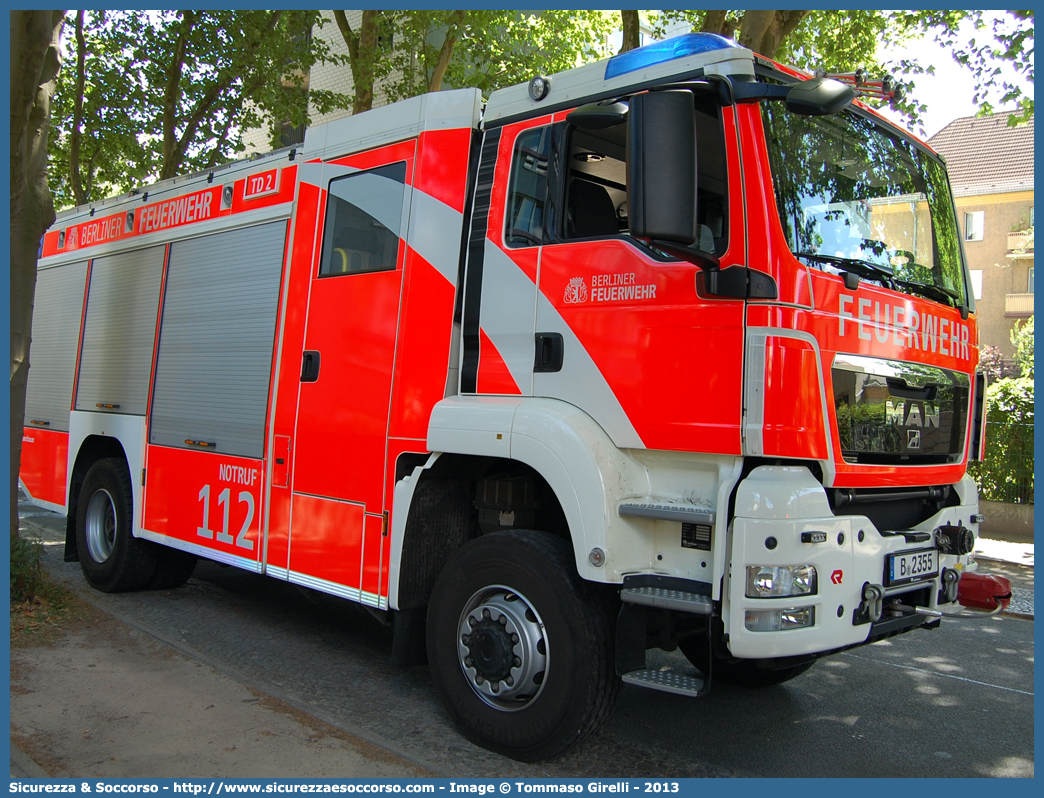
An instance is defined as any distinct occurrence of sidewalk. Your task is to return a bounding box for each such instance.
[11,609,435,778]
[11,520,434,779]
[972,537,1034,618]
[974,536,1034,568]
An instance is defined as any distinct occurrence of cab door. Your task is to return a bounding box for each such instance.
[531,94,747,455]
[288,141,415,601]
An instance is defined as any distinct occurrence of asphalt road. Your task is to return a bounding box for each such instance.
[20,504,1034,778]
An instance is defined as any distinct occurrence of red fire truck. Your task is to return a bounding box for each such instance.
[22,34,997,760]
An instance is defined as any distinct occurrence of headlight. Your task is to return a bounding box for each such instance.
[745,564,818,598]
[745,606,816,632]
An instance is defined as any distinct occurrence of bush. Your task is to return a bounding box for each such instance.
[978,345,1004,383]
[10,532,46,604]
[1011,316,1034,378]
[968,376,1034,503]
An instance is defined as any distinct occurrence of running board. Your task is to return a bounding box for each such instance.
[621,586,713,615]
[622,668,706,697]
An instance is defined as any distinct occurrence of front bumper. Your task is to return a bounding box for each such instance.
[724,466,977,659]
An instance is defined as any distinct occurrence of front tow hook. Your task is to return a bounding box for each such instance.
[862,583,886,623]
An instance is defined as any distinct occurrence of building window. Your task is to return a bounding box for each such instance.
[965,211,984,241]
[970,269,983,300]
[1029,266,1034,294]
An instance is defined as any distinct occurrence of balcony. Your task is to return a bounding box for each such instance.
[1005,292,1035,316]
[1007,229,1034,260]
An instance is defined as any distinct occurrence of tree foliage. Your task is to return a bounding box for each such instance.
[45,9,1033,208]
[331,10,615,111]
[1010,316,1034,378]
[969,376,1035,504]
[48,10,349,209]
[652,10,1034,129]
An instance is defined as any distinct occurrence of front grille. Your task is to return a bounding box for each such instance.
[829,485,958,530]
[832,355,970,465]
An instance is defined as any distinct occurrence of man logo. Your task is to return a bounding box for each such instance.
[907,429,921,449]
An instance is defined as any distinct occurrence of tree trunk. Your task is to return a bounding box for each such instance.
[10,10,64,540]
[69,10,86,206]
[160,10,195,180]
[335,10,381,114]
[737,10,811,58]
[756,10,811,58]
[620,10,640,53]
[701,11,737,40]
[736,10,775,53]
[428,10,467,93]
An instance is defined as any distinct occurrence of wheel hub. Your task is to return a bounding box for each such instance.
[85,488,117,563]
[464,617,515,682]
[457,587,547,710]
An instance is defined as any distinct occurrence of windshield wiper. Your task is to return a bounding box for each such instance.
[793,252,895,287]
[795,251,963,309]
[892,278,961,308]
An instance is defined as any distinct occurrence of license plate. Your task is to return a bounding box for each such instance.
[887,549,939,586]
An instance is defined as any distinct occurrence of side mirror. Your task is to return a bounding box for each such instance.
[786,77,856,116]
[627,90,697,245]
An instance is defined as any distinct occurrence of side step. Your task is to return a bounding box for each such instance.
[622,668,705,697]
[618,502,715,524]
[621,586,713,615]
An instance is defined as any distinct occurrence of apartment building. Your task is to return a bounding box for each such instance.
[928,112,1034,365]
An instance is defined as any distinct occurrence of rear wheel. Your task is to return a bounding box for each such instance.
[76,458,159,593]
[678,636,815,687]
[147,548,197,590]
[427,530,618,761]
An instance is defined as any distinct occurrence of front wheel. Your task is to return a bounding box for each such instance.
[427,530,618,761]
[75,458,159,593]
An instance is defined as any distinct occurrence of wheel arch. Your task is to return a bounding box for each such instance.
[64,434,128,562]
[389,396,648,610]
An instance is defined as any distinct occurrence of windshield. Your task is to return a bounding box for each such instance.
[762,104,968,307]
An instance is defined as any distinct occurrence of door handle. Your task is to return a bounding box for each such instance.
[301,350,321,382]
[534,333,564,373]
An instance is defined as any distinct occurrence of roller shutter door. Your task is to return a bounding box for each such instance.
[24,261,89,431]
[75,246,165,415]
[149,221,287,459]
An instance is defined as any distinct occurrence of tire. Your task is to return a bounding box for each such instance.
[678,636,815,687]
[75,458,159,593]
[426,530,618,761]
[147,548,197,590]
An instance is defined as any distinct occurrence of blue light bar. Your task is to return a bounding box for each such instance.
[605,33,740,80]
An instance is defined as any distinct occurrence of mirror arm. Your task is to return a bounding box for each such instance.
[649,239,721,272]
[648,239,779,300]
[729,79,791,103]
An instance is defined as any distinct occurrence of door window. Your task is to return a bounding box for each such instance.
[505,127,551,248]
[559,91,728,254]
[319,162,407,276]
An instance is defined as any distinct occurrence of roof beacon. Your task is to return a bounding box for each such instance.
[605,32,739,80]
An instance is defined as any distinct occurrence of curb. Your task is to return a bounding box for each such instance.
[10,743,50,778]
